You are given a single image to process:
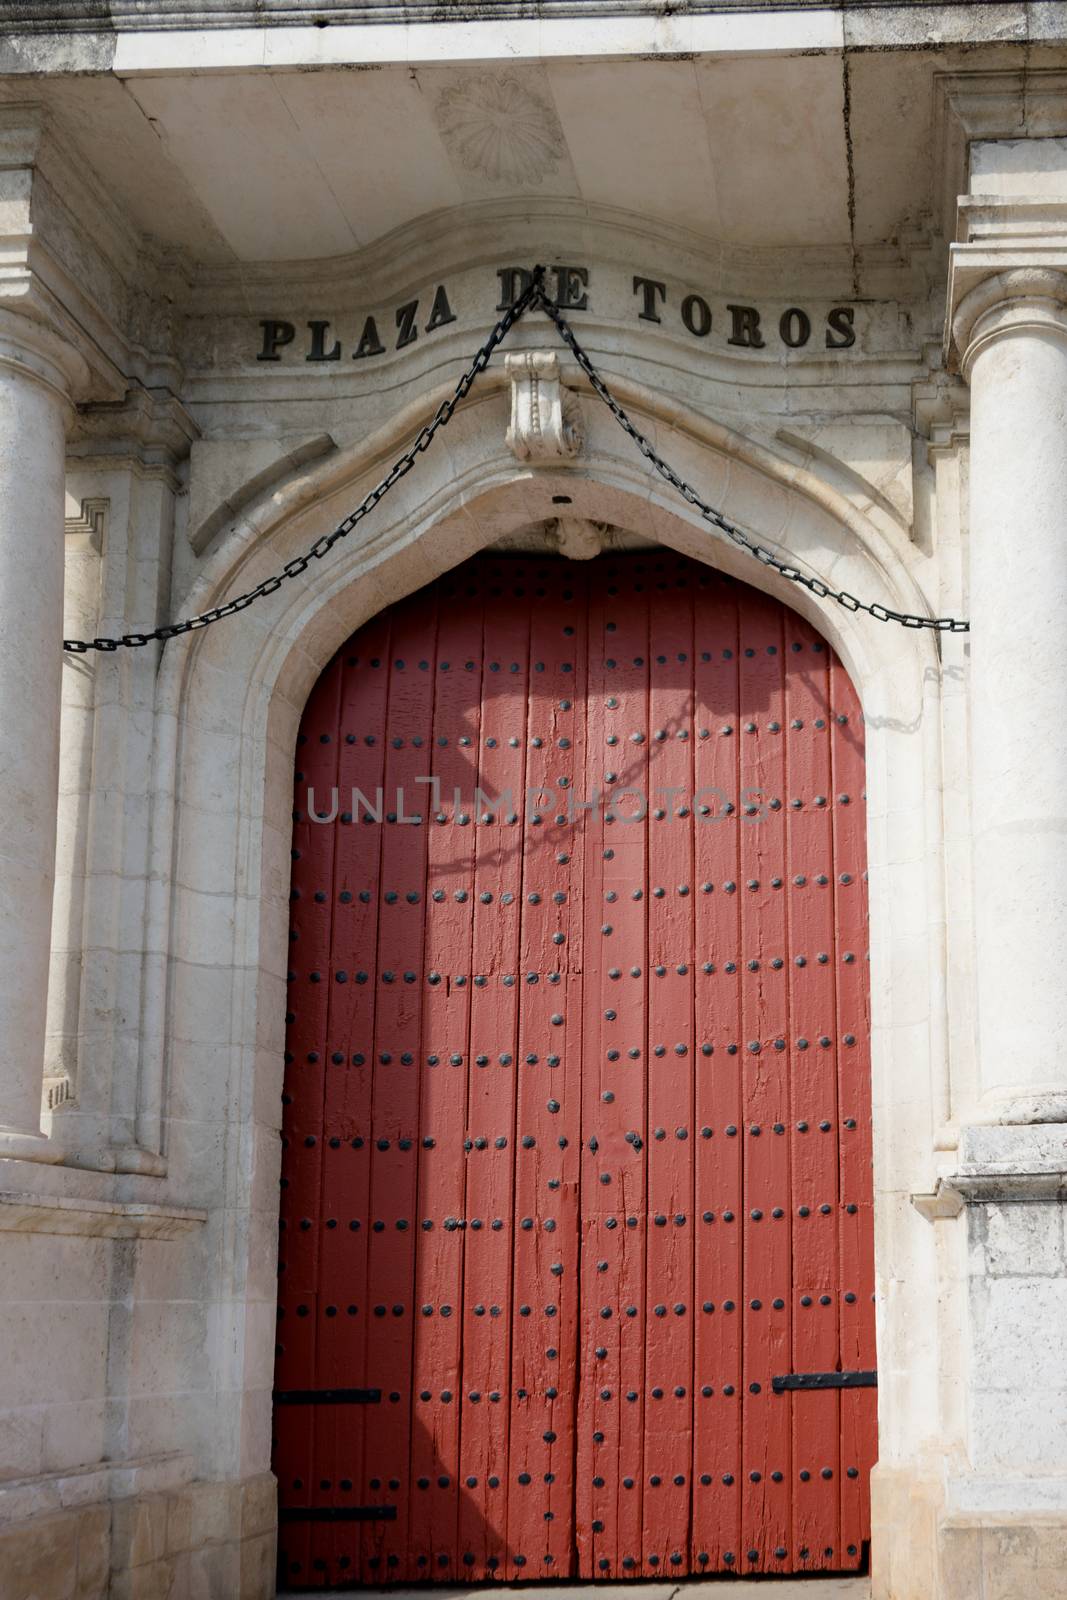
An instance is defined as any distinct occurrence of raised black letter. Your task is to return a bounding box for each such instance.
[779,307,811,349]
[425,284,457,332]
[633,276,666,323]
[681,293,712,338]
[497,267,534,310]
[727,305,764,349]
[825,306,856,349]
[352,316,386,360]
[306,320,341,362]
[395,300,419,349]
[554,265,589,310]
[257,319,295,361]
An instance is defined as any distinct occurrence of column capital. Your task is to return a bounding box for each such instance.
[0,305,90,412]
[949,263,1067,380]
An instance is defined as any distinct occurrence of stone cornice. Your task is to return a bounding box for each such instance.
[0,104,188,403]
[0,0,844,20]
[933,69,1067,246]
[944,194,1067,371]
[68,383,201,480]
[935,70,1067,371]
[0,1,1040,71]
[182,194,940,311]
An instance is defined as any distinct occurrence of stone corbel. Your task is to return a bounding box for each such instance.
[505,351,583,463]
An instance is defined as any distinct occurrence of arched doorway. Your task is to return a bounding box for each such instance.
[273,548,875,1587]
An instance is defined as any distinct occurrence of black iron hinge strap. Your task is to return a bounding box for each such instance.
[772,1370,878,1393]
[279,1506,396,1522]
[272,1387,382,1405]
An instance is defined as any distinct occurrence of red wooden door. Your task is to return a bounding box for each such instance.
[274,551,876,1587]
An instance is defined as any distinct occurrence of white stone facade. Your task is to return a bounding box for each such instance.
[0,4,1065,1596]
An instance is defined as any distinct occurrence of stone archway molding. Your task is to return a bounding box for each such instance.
[129,379,950,1571]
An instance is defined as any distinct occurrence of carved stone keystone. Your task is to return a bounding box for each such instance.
[505,350,583,463]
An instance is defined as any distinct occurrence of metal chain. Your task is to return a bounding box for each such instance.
[63,265,967,653]
[536,292,969,634]
[63,273,542,653]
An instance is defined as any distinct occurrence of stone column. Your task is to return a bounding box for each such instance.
[0,309,86,1160]
[952,267,1067,1124]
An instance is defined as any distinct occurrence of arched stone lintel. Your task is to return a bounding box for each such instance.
[161,372,936,725]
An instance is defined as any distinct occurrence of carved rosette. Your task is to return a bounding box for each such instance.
[504,351,583,463]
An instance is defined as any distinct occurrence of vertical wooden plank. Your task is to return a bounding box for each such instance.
[504,559,584,1580]
[318,624,392,1586]
[831,656,876,1570]
[691,571,744,1576]
[407,578,483,1581]
[577,560,650,1579]
[784,618,841,1572]
[642,554,696,1579]
[458,563,528,1580]
[275,657,342,1590]
[737,597,792,1575]
[360,591,438,1582]
[541,558,586,1578]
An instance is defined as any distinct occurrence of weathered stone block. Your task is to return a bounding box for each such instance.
[0,1511,77,1600]
[238,1530,276,1600]
[184,1542,239,1600]
[110,1495,169,1571]
[186,1481,240,1549]
[978,1201,1066,1277]
[238,1472,276,1539]
[936,1521,985,1600]
[74,1504,110,1599]
[109,1557,177,1600]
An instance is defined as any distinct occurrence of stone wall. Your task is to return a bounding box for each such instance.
[0,26,1065,1600]
[0,1474,275,1600]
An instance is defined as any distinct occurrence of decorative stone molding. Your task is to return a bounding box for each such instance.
[41,1073,72,1113]
[912,1123,1067,1218]
[913,1167,1067,1220]
[912,370,970,463]
[188,431,335,555]
[434,73,566,187]
[0,1191,207,1239]
[64,496,108,555]
[68,385,200,487]
[504,350,583,463]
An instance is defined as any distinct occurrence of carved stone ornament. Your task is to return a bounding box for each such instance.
[505,351,584,463]
[550,516,604,560]
[434,72,566,186]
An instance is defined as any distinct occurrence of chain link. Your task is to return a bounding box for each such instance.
[536,293,969,635]
[62,274,541,654]
[63,265,967,653]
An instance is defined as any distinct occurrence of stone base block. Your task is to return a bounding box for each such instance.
[871,1461,944,1600]
[0,1471,276,1600]
[873,1462,1067,1598]
[937,1514,1067,1600]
